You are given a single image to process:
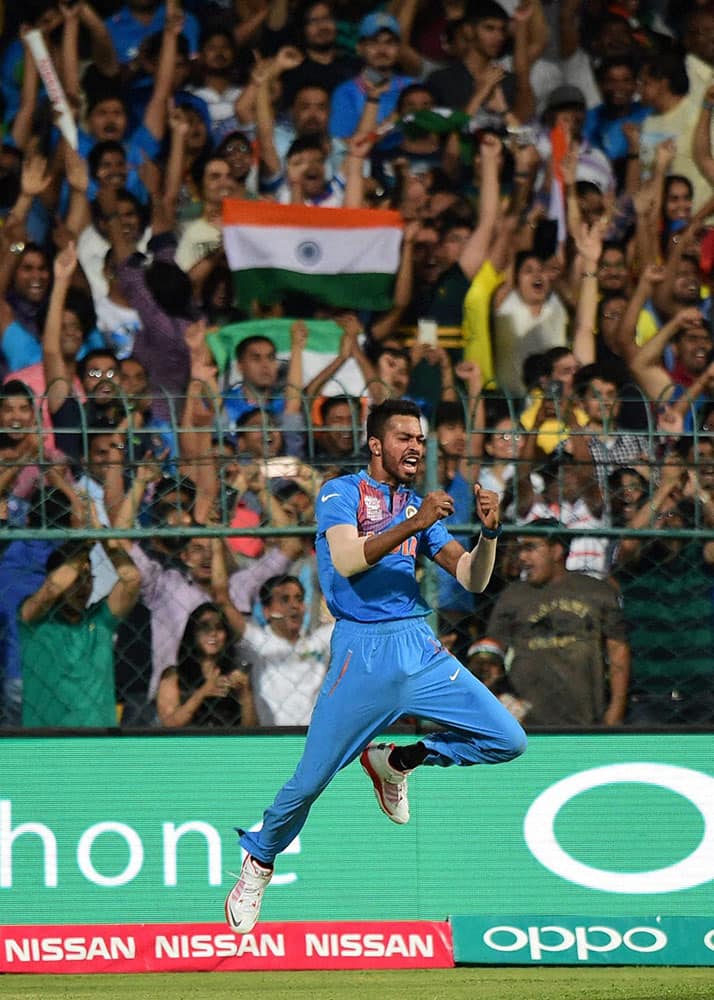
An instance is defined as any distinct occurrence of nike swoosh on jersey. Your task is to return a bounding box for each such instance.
[449,668,460,682]
[321,493,340,502]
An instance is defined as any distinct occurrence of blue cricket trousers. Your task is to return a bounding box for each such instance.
[239,616,527,865]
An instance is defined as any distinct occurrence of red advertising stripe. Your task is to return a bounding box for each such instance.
[0,921,453,974]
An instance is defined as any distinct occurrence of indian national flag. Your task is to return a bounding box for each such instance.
[222,200,403,312]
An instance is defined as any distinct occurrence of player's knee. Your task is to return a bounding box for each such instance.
[499,719,528,761]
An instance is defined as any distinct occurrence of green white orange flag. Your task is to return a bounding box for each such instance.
[222,199,403,312]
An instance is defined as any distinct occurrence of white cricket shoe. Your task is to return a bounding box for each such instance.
[225,854,273,934]
[360,742,411,825]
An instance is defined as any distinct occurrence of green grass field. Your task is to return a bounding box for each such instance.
[1,968,713,1000]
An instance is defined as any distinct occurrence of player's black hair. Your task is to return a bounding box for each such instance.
[259,574,305,607]
[366,399,423,442]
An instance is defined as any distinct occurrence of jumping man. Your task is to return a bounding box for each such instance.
[226,399,527,932]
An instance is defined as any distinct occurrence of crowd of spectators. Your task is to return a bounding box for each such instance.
[1,0,714,730]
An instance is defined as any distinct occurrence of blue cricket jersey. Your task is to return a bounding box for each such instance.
[316,470,453,623]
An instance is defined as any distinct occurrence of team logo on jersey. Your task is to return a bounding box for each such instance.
[364,495,383,520]
[405,505,417,518]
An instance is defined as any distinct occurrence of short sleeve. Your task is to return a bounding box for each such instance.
[600,582,628,643]
[316,479,359,532]
[418,518,453,561]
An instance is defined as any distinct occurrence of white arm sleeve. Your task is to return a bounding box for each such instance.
[455,534,498,593]
[326,524,370,577]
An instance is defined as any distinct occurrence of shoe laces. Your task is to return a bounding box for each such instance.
[383,774,407,807]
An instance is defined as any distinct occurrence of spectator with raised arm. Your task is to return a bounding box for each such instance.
[20,534,141,728]
[426,1,534,123]
[125,516,304,699]
[42,244,125,464]
[628,306,713,431]
[584,55,650,194]
[185,28,244,142]
[0,155,53,374]
[104,0,200,68]
[278,2,361,108]
[174,156,238,294]
[638,50,710,211]
[103,184,193,424]
[329,13,414,147]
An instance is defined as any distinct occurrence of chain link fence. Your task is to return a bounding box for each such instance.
[2,378,714,731]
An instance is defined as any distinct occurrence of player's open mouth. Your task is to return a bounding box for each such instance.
[402,455,419,471]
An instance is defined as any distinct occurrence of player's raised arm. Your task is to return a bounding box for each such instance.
[434,484,502,593]
[327,490,455,578]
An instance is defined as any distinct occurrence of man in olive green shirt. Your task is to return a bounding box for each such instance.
[20,539,141,728]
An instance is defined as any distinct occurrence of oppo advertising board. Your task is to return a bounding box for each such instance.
[1,733,713,967]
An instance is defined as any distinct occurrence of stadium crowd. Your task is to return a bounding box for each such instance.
[1,0,714,730]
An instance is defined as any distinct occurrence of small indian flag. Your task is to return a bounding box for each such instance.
[222,200,403,312]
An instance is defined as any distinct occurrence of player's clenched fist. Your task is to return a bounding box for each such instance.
[416,490,455,527]
[474,484,500,530]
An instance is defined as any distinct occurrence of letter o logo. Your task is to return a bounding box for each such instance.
[524,764,714,893]
[483,926,529,952]
[77,822,144,887]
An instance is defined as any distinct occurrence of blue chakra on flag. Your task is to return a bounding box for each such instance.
[295,240,322,266]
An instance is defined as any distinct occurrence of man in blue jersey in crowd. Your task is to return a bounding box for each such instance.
[225,399,527,933]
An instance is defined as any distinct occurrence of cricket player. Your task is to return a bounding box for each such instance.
[226,399,527,932]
